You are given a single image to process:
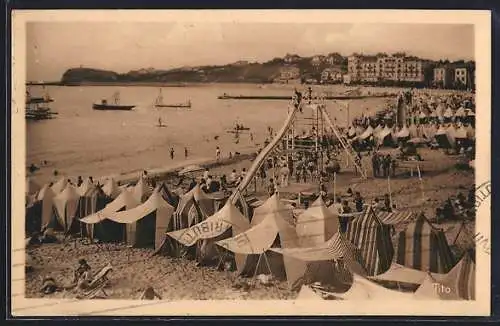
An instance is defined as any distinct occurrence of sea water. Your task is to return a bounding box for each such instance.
[26,83,392,184]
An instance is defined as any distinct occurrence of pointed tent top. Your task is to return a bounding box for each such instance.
[35,183,56,202]
[132,176,152,202]
[51,178,67,194]
[102,178,121,198]
[80,187,141,224]
[443,107,454,118]
[251,193,293,226]
[206,201,250,231]
[299,196,337,221]
[55,183,80,201]
[78,178,94,196]
[107,186,174,224]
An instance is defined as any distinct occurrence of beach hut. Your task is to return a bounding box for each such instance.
[216,194,300,280]
[343,206,394,276]
[394,215,455,274]
[106,187,174,249]
[172,184,216,230]
[80,188,141,242]
[167,201,250,268]
[295,196,339,247]
[270,232,367,290]
[51,184,81,232]
[25,184,56,234]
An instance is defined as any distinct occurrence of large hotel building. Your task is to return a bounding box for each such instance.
[347,54,425,83]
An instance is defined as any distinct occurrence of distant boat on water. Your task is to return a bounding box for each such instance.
[154,88,191,108]
[25,87,57,120]
[26,86,54,104]
[93,91,135,111]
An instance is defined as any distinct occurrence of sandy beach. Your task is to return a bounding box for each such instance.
[25,145,474,300]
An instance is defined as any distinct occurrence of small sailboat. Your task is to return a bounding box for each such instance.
[154,88,191,108]
[93,91,135,111]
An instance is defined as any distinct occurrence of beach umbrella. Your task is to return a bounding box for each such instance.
[178,164,205,176]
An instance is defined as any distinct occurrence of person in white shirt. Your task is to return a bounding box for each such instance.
[203,169,209,181]
[216,146,221,160]
[206,175,213,190]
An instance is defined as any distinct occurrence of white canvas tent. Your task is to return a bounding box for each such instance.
[295,196,339,247]
[102,178,121,199]
[52,184,80,231]
[105,187,175,250]
[51,178,68,194]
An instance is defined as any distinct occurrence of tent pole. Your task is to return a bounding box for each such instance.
[262,252,281,295]
[333,172,337,203]
[387,175,392,208]
[251,253,264,288]
[417,164,425,203]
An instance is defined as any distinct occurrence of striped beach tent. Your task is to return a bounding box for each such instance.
[158,182,180,208]
[343,206,394,276]
[172,184,215,230]
[376,210,415,226]
[394,215,455,273]
[216,195,300,280]
[271,232,367,290]
[438,252,475,300]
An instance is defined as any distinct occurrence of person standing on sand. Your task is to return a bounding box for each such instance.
[184,147,188,159]
[216,146,221,161]
[267,178,276,196]
[170,147,175,160]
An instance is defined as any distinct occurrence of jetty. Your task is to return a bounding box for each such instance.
[217,94,392,100]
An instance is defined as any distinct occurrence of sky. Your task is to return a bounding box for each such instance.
[26,22,474,81]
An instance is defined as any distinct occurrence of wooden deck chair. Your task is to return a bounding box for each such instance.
[76,263,113,299]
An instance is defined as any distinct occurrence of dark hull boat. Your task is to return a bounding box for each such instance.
[26,97,54,104]
[155,103,191,108]
[93,103,135,111]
